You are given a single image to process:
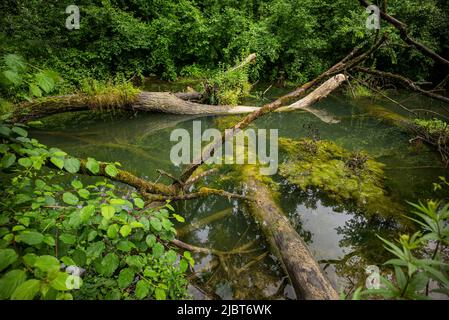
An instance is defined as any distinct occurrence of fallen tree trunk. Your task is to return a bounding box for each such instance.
[241,166,339,300]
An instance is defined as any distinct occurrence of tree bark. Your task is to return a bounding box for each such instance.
[241,166,339,300]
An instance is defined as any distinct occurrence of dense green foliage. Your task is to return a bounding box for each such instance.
[1,0,448,89]
[0,123,192,300]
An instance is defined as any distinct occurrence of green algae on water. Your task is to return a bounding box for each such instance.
[278,138,404,217]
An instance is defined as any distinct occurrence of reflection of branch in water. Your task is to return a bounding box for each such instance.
[318,250,360,271]
[177,207,233,236]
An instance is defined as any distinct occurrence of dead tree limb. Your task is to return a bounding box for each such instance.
[359,0,449,68]
[355,67,449,104]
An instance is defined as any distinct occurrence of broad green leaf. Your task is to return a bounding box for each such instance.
[150,218,162,232]
[34,255,60,273]
[29,83,42,97]
[2,70,21,86]
[155,288,166,300]
[80,205,95,222]
[64,158,80,174]
[11,126,27,137]
[4,54,27,72]
[62,192,79,205]
[60,233,76,245]
[101,205,115,219]
[77,188,90,199]
[134,198,144,209]
[0,249,18,272]
[118,268,135,289]
[1,153,16,168]
[50,272,70,291]
[135,280,150,299]
[85,158,99,174]
[100,253,119,277]
[50,157,64,169]
[120,225,132,237]
[16,231,44,245]
[71,180,83,189]
[18,157,32,168]
[35,71,55,93]
[152,243,164,258]
[11,279,40,300]
[105,164,118,177]
[145,234,156,248]
[0,269,27,299]
[107,224,120,239]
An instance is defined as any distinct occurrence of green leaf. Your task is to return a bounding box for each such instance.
[50,272,70,291]
[16,231,44,245]
[86,241,105,259]
[35,71,55,93]
[29,83,42,97]
[64,158,80,174]
[172,214,185,223]
[18,157,32,168]
[161,218,173,231]
[71,180,83,189]
[0,249,18,272]
[150,218,162,232]
[100,253,119,277]
[152,243,164,258]
[78,188,90,199]
[118,268,135,289]
[80,204,95,222]
[134,198,145,209]
[135,280,150,299]
[101,205,115,219]
[120,225,132,237]
[107,224,120,239]
[105,164,118,177]
[145,234,156,248]
[117,240,136,252]
[4,54,27,72]
[179,259,188,272]
[34,255,60,273]
[0,269,27,299]
[50,157,64,169]
[85,158,99,174]
[62,192,79,205]
[11,126,27,137]
[11,279,40,300]
[1,153,16,168]
[2,70,22,86]
[60,233,76,245]
[155,288,166,300]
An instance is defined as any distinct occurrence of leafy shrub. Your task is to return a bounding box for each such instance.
[0,123,192,300]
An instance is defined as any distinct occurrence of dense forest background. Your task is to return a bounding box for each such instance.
[1,0,448,89]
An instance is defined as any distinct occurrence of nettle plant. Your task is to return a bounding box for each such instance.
[0,123,192,300]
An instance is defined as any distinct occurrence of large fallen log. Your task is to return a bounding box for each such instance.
[241,166,339,300]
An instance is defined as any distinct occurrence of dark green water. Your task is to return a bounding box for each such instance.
[29,86,449,299]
